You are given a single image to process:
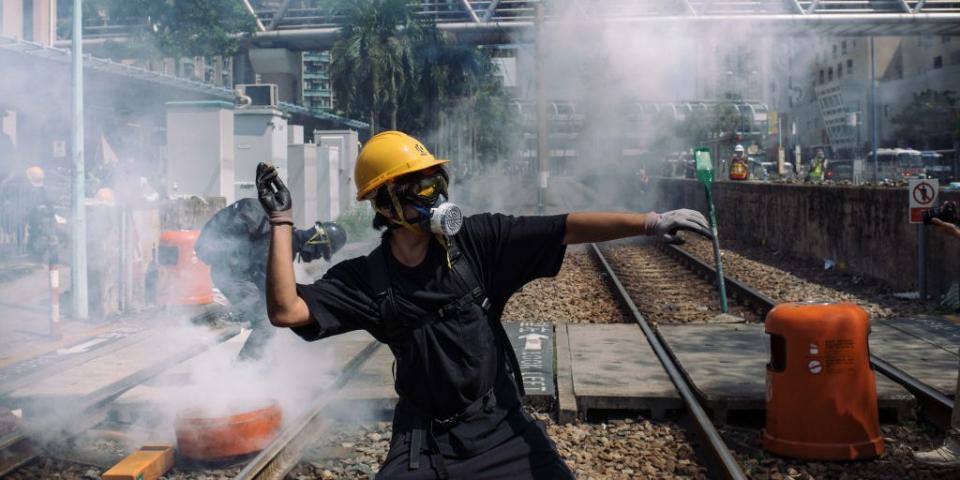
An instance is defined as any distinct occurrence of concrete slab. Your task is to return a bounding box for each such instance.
[108,330,378,427]
[660,324,914,422]
[332,341,396,417]
[870,323,958,396]
[567,324,680,417]
[875,316,960,353]
[6,324,235,418]
[554,324,577,423]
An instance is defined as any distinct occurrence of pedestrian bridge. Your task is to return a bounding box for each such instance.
[77,1,960,49]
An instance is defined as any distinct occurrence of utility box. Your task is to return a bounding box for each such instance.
[288,143,318,228]
[315,146,341,222]
[764,303,883,460]
[166,101,235,204]
[235,107,288,201]
[315,130,359,211]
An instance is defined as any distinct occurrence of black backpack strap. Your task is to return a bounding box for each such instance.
[366,242,390,297]
[446,238,526,397]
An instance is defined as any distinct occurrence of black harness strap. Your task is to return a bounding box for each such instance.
[367,236,526,475]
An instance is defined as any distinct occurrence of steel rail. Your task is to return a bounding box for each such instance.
[588,244,747,480]
[0,323,242,477]
[234,340,382,480]
[659,242,955,429]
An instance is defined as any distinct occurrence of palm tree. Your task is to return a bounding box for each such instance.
[329,0,417,134]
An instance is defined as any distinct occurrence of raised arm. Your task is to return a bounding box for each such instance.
[257,163,311,328]
[563,210,711,245]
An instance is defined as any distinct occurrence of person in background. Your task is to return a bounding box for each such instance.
[195,198,346,360]
[729,144,750,181]
[23,167,57,261]
[915,201,960,466]
[259,130,712,479]
[809,148,827,181]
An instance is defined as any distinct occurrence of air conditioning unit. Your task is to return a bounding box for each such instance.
[237,84,279,107]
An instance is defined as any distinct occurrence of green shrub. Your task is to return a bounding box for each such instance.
[335,203,377,242]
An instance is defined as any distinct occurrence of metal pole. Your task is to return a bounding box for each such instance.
[535,2,547,214]
[72,0,89,320]
[870,36,879,182]
[918,224,927,301]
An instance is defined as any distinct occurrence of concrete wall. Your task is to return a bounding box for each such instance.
[166,101,235,203]
[288,143,318,228]
[650,178,960,297]
[235,108,288,200]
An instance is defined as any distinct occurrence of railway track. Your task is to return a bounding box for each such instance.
[659,241,954,429]
[589,243,747,480]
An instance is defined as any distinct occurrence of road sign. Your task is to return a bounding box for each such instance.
[909,178,938,223]
[504,322,555,399]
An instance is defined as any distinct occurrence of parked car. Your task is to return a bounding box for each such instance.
[750,159,795,180]
[825,160,853,181]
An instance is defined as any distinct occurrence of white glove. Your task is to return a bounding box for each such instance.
[654,209,712,244]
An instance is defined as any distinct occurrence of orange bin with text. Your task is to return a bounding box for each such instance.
[157,230,213,306]
[763,303,883,460]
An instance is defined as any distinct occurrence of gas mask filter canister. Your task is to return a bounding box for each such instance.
[427,202,463,236]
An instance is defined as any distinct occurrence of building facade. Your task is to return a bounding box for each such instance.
[301,50,334,111]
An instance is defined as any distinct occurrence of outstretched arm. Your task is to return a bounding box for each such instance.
[563,210,711,245]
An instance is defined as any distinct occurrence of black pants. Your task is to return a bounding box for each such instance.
[210,265,273,360]
[375,411,573,480]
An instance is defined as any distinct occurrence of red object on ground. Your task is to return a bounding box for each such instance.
[763,303,883,460]
[174,399,282,460]
[157,230,213,305]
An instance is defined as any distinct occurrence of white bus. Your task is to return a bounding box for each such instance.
[868,148,924,181]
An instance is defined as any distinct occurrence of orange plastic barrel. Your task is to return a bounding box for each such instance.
[157,231,213,305]
[763,303,883,460]
[175,399,282,460]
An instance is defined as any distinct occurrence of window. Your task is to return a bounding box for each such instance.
[847,59,853,73]
[819,70,825,84]
[832,44,838,58]
[934,56,943,69]
[842,40,847,54]
[838,63,843,78]
[827,67,833,82]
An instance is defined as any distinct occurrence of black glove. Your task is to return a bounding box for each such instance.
[256,163,293,226]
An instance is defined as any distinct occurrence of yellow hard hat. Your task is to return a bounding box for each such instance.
[354,131,448,201]
[25,166,44,187]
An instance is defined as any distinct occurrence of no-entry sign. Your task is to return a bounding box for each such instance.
[909,179,939,223]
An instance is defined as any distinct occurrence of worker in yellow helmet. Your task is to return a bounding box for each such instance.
[258,131,711,479]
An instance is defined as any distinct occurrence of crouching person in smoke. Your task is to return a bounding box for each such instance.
[260,131,711,479]
[194,197,346,360]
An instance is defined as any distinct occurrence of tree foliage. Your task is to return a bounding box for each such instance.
[328,0,517,168]
[59,0,258,58]
[330,0,418,133]
[670,101,752,151]
[892,89,960,150]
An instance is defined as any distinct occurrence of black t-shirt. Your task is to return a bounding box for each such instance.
[292,213,568,418]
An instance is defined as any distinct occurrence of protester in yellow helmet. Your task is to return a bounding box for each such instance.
[258,131,712,479]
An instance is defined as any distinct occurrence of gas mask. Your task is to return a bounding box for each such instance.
[384,171,463,236]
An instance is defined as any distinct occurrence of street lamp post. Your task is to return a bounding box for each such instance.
[72,0,89,320]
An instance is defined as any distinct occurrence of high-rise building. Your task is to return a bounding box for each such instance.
[775,36,960,159]
[301,51,334,111]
